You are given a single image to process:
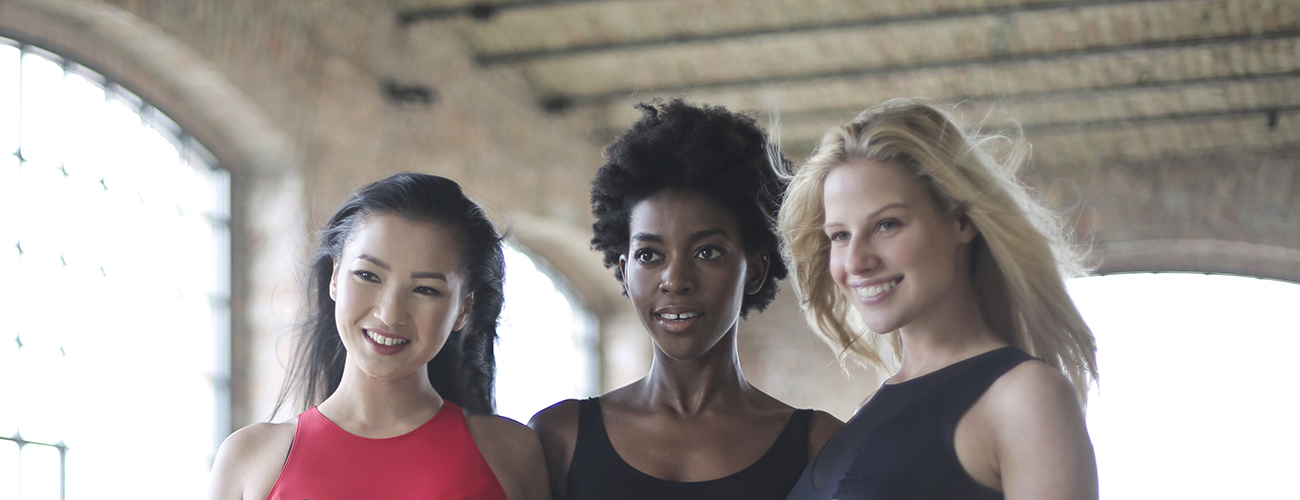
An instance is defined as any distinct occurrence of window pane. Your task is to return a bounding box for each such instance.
[0,42,18,155]
[0,439,18,500]
[18,51,64,166]
[0,336,17,437]
[17,345,66,445]
[19,444,60,500]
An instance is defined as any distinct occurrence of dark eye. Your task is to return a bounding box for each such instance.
[695,246,726,260]
[414,285,443,297]
[352,270,380,282]
[876,219,901,233]
[634,249,662,263]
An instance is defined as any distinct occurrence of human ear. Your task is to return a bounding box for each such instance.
[328,258,340,301]
[955,212,979,244]
[744,252,770,295]
[618,254,630,295]
[453,292,475,332]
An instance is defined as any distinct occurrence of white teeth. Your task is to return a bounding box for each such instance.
[366,329,409,346]
[658,312,701,320]
[856,279,899,299]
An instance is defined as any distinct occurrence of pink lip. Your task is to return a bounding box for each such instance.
[363,328,410,356]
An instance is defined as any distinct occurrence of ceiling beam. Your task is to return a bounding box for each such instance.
[540,30,1300,107]
[397,0,608,25]
[470,0,1136,65]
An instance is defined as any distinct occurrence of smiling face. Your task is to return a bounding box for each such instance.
[822,159,977,335]
[329,213,472,381]
[619,190,767,361]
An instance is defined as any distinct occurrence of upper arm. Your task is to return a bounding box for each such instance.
[806,410,845,460]
[527,400,580,500]
[467,413,551,500]
[988,362,1098,500]
[207,422,295,500]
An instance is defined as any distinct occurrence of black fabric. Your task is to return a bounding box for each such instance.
[567,397,813,500]
[785,346,1036,500]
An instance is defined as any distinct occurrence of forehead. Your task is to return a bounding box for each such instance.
[823,159,930,213]
[342,213,463,270]
[628,190,742,240]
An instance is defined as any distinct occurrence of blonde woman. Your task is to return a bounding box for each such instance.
[779,99,1098,500]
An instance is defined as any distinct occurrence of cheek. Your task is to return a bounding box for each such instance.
[827,248,849,286]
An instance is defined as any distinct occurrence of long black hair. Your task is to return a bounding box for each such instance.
[274,172,505,416]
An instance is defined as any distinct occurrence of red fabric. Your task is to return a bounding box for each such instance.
[267,401,508,500]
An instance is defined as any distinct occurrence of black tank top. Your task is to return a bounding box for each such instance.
[568,397,814,500]
[785,346,1035,500]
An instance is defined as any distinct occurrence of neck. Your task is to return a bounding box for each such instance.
[638,327,752,415]
[892,282,1005,383]
[319,357,444,431]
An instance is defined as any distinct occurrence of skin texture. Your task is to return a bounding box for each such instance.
[530,190,842,500]
[821,159,1098,499]
[208,214,548,500]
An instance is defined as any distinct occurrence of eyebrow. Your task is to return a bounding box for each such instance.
[631,228,731,244]
[357,254,448,282]
[824,203,908,228]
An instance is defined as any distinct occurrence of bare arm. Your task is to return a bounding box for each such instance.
[467,412,551,500]
[986,362,1099,500]
[527,399,580,500]
[207,422,295,500]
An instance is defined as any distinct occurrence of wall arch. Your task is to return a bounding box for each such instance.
[1097,239,1300,284]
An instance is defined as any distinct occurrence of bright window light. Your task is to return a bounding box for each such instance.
[1068,273,1300,499]
[495,244,599,424]
[0,37,230,499]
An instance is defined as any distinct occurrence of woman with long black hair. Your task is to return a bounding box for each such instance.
[209,172,547,500]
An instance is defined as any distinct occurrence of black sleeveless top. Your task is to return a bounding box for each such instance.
[568,397,814,500]
[786,346,1036,500]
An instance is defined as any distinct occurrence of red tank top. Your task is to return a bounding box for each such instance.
[266,400,508,500]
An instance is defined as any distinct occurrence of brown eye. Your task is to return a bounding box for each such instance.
[634,249,662,263]
[695,246,725,260]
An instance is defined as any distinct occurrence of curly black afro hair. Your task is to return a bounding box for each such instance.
[590,98,792,318]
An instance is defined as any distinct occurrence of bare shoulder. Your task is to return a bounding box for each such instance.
[806,410,845,459]
[982,360,1098,500]
[528,398,581,439]
[526,399,582,500]
[208,421,296,500]
[465,412,549,500]
[984,360,1082,418]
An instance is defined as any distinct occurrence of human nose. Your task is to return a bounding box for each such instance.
[659,256,695,295]
[843,236,879,276]
[373,286,408,326]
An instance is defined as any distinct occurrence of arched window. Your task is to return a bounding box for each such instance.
[0,37,230,498]
[1068,273,1300,499]
[495,244,599,423]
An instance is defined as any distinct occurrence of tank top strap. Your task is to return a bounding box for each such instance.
[916,346,1038,421]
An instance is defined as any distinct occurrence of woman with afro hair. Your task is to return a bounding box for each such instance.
[530,99,843,500]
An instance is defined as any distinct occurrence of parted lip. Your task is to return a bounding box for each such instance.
[363,327,410,341]
[652,304,703,316]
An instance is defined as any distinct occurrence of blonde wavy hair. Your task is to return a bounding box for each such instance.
[778,98,1097,402]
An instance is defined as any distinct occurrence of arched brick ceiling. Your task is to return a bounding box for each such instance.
[394,0,1300,281]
